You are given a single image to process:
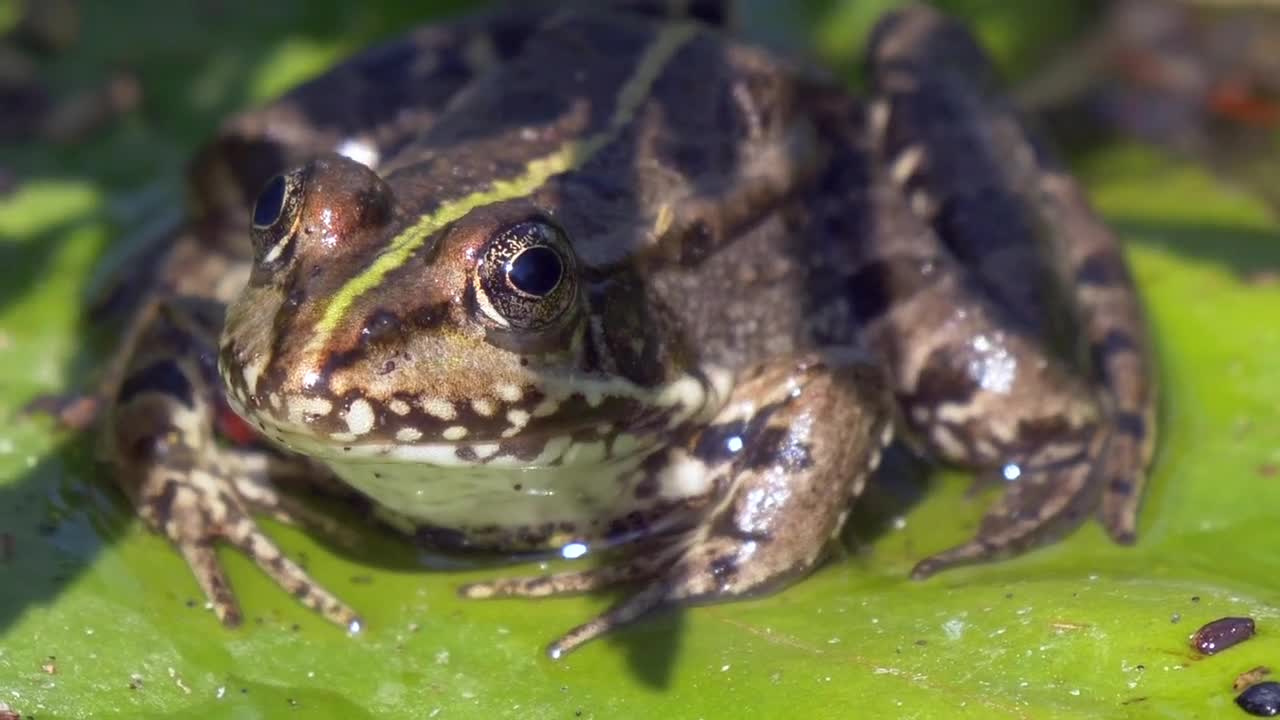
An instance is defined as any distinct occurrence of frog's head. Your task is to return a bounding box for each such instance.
[219,151,728,467]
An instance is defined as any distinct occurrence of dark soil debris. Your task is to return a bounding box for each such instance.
[1236,666,1273,692]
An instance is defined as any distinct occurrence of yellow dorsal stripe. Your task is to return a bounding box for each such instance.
[307,23,698,352]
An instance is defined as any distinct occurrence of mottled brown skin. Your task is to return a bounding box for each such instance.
[66,1,1155,657]
[863,8,1157,570]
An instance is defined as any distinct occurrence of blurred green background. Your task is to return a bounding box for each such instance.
[2,1,1280,718]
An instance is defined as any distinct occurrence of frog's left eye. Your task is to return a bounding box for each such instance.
[474,220,578,331]
[248,169,306,266]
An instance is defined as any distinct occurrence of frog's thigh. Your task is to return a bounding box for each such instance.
[544,352,889,658]
[107,296,358,629]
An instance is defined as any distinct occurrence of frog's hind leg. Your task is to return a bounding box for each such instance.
[865,5,1157,552]
[837,141,1118,576]
[106,296,360,629]
[463,353,892,658]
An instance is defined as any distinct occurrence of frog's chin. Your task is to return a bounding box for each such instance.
[334,451,655,539]
[309,434,660,535]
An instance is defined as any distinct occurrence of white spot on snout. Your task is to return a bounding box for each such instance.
[288,396,334,425]
[241,356,268,396]
[502,409,531,438]
[396,427,423,443]
[496,384,523,403]
[443,425,468,441]
[344,398,376,436]
[388,399,411,416]
[423,398,457,421]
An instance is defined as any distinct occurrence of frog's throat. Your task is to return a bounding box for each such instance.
[303,23,700,360]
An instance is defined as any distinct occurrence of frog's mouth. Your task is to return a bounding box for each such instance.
[230,368,735,468]
[272,421,655,470]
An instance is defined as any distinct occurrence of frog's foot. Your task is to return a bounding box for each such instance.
[122,438,360,629]
[464,353,892,658]
[107,298,360,630]
[910,429,1105,579]
[121,444,360,629]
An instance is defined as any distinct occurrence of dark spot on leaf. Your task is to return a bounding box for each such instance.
[1237,681,1280,716]
[1192,616,1255,655]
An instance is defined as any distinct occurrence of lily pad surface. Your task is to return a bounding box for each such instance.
[2,1,1280,718]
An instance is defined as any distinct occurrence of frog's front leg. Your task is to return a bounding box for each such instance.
[461,351,893,658]
[106,295,360,629]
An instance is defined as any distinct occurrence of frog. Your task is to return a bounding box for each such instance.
[59,1,1156,658]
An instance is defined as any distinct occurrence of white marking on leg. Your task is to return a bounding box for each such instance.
[890,145,925,186]
[657,449,711,500]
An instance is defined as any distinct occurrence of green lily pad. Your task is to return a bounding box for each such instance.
[4,3,1280,718]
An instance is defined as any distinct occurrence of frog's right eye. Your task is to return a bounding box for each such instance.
[252,174,288,228]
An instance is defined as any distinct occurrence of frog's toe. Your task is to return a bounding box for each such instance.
[459,552,669,600]
[546,582,669,660]
[1098,420,1154,545]
[23,391,101,430]
[174,529,244,626]
[224,517,362,629]
[541,530,801,659]
[911,450,1100,579]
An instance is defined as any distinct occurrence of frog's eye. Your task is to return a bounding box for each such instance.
[474,220,578,331]
[252,174,287,228]
[507,245,563,297]
[248,170,306,266]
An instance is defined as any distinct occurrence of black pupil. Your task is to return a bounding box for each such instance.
[253,175,286,227]
[506,246,562,297]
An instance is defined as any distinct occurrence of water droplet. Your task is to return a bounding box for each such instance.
[561,542,589,560]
